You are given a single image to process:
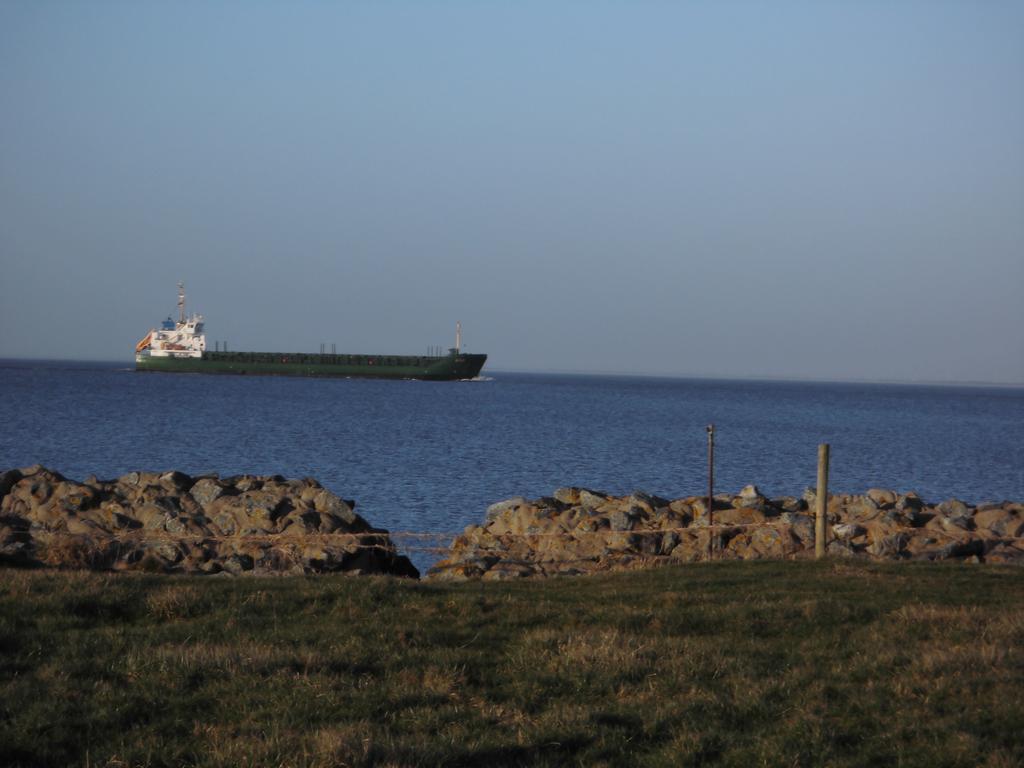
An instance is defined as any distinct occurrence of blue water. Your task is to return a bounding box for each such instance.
[2,361,1022,569]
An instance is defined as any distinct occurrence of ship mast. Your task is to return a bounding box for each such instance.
[177,282,186,325]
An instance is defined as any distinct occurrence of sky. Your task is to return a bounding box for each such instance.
[1,0,1022,384]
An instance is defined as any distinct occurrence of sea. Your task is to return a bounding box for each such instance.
[2,360,1022,572]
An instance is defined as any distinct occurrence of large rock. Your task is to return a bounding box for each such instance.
[553,487,581,505]
[189,477,226,509]
[735,484,770,512]
[578,489,609,510]
[973,505,1024,538]
[727,526,801,560]
[313,490,358,526]
[867,531,909,558]
[832,523,866,541]
[866,488,897,507]
[938,499,971,517]
[485,497,527,523]
[0,469,23,499]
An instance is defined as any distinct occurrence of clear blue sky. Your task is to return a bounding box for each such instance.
[1,0,1022,383]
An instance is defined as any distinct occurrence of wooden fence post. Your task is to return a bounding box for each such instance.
[815,443,830,559]
[706,424,715,560]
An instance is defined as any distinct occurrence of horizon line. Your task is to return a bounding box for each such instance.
[1,355,1022,390]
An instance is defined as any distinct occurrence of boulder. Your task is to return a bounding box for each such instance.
[0,469,23,500]
[866,489,897,507]
[190,478,225,509]
[669,531,707,562]
[735,485,769,511]
[776,496,807,513]
[926,513,973,534]
[895,493,924,512]
[826,540,859,558]
[938,499,971,518]
[118,471,141,486]
[933,539,985,561]
[702,507,766,528]
[231,475,261,493]
[160,471,193,492]
[984,542,1024,565]
[867,531,909,559]
[313,490,358,526]
[427,559,488,581]
[727,526,799,559]
[607,508,637,532]
[973,507,1024,538]
[222,553,255,575]
[482,561,537,581]
[779,512,816,545]
[844,496,881,521]
[628,491,669,513]
[487,503,541,536]
[553,487,581,505]
[485,497,527,523]
[832,523,866,540]
[578,489,609,510]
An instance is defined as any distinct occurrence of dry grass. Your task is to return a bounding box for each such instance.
[0,561,1023,767]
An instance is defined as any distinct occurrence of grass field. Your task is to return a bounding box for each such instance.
[1,561,1022,767]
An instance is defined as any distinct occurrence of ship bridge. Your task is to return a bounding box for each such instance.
[135,283,206,360]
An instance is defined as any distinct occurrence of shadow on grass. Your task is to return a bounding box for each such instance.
[380,735,596,768]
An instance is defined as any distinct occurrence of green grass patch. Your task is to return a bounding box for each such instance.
[1,561,1022,767]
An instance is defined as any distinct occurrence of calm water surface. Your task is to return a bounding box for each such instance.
[2,361,1022,567]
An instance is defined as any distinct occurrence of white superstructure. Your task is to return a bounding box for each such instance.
[135,283,206,360]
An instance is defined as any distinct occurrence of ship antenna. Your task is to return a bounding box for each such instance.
[177,282,186,324]
[456,321,462,353]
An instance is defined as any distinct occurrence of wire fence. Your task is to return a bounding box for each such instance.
[16,519,1024,562]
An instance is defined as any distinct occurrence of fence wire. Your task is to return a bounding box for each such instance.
[18,518,1024,560]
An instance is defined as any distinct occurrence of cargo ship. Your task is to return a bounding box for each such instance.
[134,284,487,381]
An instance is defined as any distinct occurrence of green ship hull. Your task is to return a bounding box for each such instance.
[136,350,488,381]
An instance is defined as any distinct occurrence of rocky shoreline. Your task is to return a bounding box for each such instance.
[0,466,418,577]
[2,466,1022,579]
[427,485,1024,580]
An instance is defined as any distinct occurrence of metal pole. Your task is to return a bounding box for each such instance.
[815,443,830,559]
[707,424,715,560]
